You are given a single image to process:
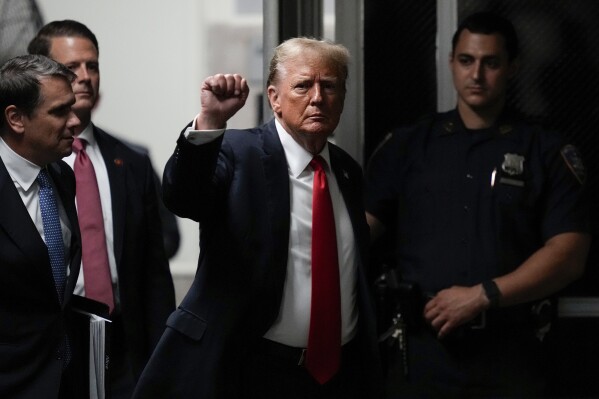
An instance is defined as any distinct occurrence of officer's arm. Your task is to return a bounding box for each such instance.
[366,212,386,243]
[493,231,590,307]
[424,231,590,338]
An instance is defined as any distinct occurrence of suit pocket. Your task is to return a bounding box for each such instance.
[166,308,207,341]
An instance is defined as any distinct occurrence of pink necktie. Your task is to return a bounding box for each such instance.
[73,137,114,313]
[305,156,341,384]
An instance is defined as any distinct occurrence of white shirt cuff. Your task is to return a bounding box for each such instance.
[183,114,226,145]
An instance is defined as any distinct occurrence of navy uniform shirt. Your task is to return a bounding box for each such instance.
[366,109,590,295]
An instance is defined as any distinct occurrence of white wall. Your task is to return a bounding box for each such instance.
[36,0,263,301]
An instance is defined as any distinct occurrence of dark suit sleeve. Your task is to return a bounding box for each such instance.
[162,125,228,222]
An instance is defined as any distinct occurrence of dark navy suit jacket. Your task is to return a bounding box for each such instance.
[133,119,383,398]
[92,125,175,389]
[0,158,81,399]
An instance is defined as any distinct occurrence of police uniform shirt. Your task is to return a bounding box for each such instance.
[366,109,590,295]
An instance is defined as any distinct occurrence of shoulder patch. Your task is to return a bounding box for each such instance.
[560,144,586,184]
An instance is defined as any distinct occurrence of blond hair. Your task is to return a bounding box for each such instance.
[266,37,350,89]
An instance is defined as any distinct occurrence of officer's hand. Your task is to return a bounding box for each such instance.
[423,285,488,338]
[196,73,250,130]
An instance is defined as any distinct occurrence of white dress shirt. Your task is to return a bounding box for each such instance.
[63,123,118,296]
[0,137,72,267]
[185,117,359,347]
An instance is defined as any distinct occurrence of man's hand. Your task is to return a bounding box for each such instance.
[196,74,249,130]
[423,285,489,338]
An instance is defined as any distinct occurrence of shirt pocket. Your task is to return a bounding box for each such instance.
[493,171,532,209]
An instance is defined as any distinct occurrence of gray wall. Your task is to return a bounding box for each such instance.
[36,0,264,302]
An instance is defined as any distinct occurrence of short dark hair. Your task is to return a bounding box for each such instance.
[28,19,99,57]
[0,54,76,130]
[452,11,519,61]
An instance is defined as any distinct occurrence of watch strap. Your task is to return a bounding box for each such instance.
[482,280,501,308]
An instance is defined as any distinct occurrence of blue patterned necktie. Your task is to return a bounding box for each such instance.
[36,169,66,302]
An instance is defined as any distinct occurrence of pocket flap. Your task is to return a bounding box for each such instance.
[166,308,207,341]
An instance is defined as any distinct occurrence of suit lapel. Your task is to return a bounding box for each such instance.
[0,158,67,307]
[94,126,126,268]
[260,121,291,295]
[329,148,358,225]
[0,158,50,266]
[329,146,368,262]
[328,146,374,332]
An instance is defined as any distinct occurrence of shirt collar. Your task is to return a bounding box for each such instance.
[0,136,43,191]
[76,122,96,146]
[440,108,517,140]
[274,118,331,178]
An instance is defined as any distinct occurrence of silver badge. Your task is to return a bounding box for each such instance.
[501,153,525,176]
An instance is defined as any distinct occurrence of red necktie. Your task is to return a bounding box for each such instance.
[73,137,114,313]
[305,156,341,384]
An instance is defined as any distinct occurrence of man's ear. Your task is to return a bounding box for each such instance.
[267,85,280,113]
[4,105,25,134]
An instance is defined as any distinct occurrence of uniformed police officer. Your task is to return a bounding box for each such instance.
[366,11,591,397]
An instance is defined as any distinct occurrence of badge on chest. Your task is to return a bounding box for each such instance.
[496,153,525,187]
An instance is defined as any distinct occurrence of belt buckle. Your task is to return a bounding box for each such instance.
[470,311,487,330]
[298,349,307,366]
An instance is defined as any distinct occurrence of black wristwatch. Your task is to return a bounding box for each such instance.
[482,280,501,308]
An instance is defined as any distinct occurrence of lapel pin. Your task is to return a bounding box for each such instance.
[114,158,123,167]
